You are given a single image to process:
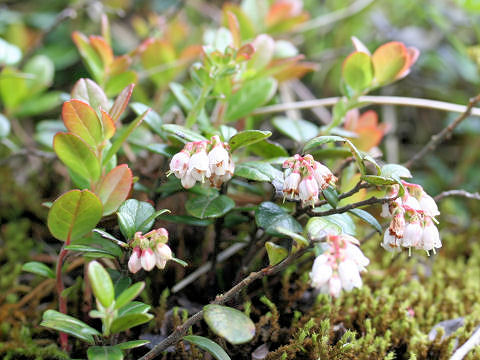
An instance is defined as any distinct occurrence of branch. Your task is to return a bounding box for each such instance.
[434,190,480,202]
[251,96,480,117]
[138,247,311,360]
[404,94,480,168]
[298,195,393,217]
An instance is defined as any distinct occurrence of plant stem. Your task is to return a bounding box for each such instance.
[55,246,69,350]
[434,189,480,202]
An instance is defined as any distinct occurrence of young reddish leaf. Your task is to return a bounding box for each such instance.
[47,189,103,242]
[100,109,116,140]
[62,99,104,147]
[89,35,114,67]
[96,164,133,215]
[226,11,241,48]
[371,42,408,85]
[71,78,109,112]
[101,14,111,47]
[109,84,135,123]
[222,4,256,40]
[72,32,104,83]
[342,51,374,92]
[139,38,177,87]
[396,47,420,80]
[110,55,132,76]
[53,132,101,182]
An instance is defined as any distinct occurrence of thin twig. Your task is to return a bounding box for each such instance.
[434,190,480,202]
[252,96,480,117]
[295,0,375,32]
[449,326,480,360]
[139,246,311,360]
[298,195,393,217]
[404,94,480,168]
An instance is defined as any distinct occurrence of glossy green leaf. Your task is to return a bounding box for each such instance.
[47,189,103,242]
[303,135,347,151]
[110,313,153,334]
[381,164,412,179]
[53,132,100,181]
[186,194,235,219]
[34,120,66,148]
[156,214,213,226]
[71,78,109,112]
[275,226,309,247]
[272,117,319,143]
[118,301,150,316]
[265,242,288,266]
[183,335,231,360]
[234,161,283,182]
[41,309,100,344]
[72,232,123,257]
[0,67,28,110]
[117,199,156,239]
[248,139,289,158]
[88,261,114,308]
[307,213,356,239]
[323,186,339,208]
[229,130,272,152]
[115,282,145,310]
[225,77,277,122]
[64,244,116,259]
[87,346,123,360]
[62,99,103,147]
[23,55,54,95]
[96,165,133,215]
[114,340,150,350]
[349,208,382,234]
[203,305,255,345]
[342,52,374,92]
[162,124,208,143]
[105,70,138,97]
[361,175,399,186]
[22,261,55,278]
[255,202,302,236]
[13,91,63,117]
[131,102,162,135]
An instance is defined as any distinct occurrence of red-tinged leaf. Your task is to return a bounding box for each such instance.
[140,38,177,87]
[266,2,294,27]
[236,44,255,62]
[269,56,317,82]
[222,4,256,40]
[179,45,203,61]
[89,35,114,67]
[226,11,241,48]
[62,99,103,147]
[54,132,101,182]
[396,47,420,79]
[109,84,135,123]
[97,165,133,215]
[72,32,104,83]
[47,189,103,242]
[351,126,384,151]
[71,78,109,112]
[100,109,115,140]
[342,51,373,92]
[110,55,132,76]
[372,42,408,85]
[101,14,111,47]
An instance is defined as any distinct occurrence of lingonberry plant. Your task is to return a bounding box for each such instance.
[3,1,477,359]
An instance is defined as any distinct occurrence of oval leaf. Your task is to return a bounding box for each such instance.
[185,194,235,219]
[255,202,302,237]
[22,261,55,278]
[228,130,271,152]
[372,42,408,85]
[115,282,145,310]
[62,99,104,147]
[114,340,150,350]
[342,51,374,92]
[97,165,133,215]
[265,242,288,266]
[41,309,100,344]
[272,117,319,143]
[203,305,255,345]
[183,335,231,360]
[71,78,109,112]
[53,132,100,181]
[110,313,153,334]
[88,261,115,308]
[234,161,283,182]
[117,199,156,239]
[87,346,123,360]
[47,189,103,242]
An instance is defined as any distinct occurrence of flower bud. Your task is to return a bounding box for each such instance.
[128,247,142,274]
[189,147,211,182]
[154,243,173,269]
[310,254,332,289]
[169,150,190,179]
[141,248,156,271]
[298,175,319,207]
[419,192,440,217]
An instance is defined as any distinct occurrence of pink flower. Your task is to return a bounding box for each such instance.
[418,218,441,252]
[298,175,319,207]
[283,171,301,200]
[141,248,156,271]
[338,259,362,291]
[402,220,423,248]
[382,231,401,252]
[310,254,332,289]
[169,150,190,179]
[419,192,440,217]
[208,136,230,176]
[154,243,172,269]
[128,247,142,274]
[312,161,336,190]
[188,148,211,183]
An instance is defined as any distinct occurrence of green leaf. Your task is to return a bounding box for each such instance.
[117,199,155,239]
[272,117,319,143]
[156,214,213,226]
[64,244,117,259]
[275,226,309,247]
[41,309,100,344]
[146,143,178,157]
[303,135,346,151]
[114,340,150,350]
[342,52,374,92]
[220,125,237,142]
[47,189,103,242]
[381,164,412,179]
[162,124,208,143]
[96,165,133,215]
[118,301,150,316]
[72,232,123,257]
[62,99,103,147]
[53,132,101,182]
[88,261,115,308]
[103,109,149,165]
[186,194,235,219]
[13,91,63,117]
[234,161,283,182]
[110,313,153,334]
[255,202,302,237]
[307,213,356,238]
[115,282,145,310]
[0,67,28,110]
[361,175,399,186]
[247,139,289,158]
[225,77,277,122]
[228,130,272,152]
[349,208,382,234]
[72,32,104,83]
[183,335,231,360]
[23,55,54,95]
[105,71,138,97]
[34,120,66,148]
[110,84,135,123]
[169,82,193,111]
[265,242,288,266]
[372,42,408,85]
[87,346,124,360]
[131,102,162,135]
[22,261,55,278]
[203,305,255,345]
[71,78,109,113]
[322,186,339,208]
[0,114,10,138]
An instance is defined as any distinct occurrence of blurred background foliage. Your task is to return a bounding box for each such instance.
[2,0,480,359]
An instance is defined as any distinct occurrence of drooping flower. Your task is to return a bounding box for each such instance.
[128,246,142,274]
[298,175,319,207]
[169,150,190,179]
[283,170,301,200]
[154,243,173,269]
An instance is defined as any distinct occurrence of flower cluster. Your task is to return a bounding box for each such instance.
[128,228,173,273]
[310,234,369,297]
[282,154,337,207]
[382,181,441,254]
[169,135,234,189]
